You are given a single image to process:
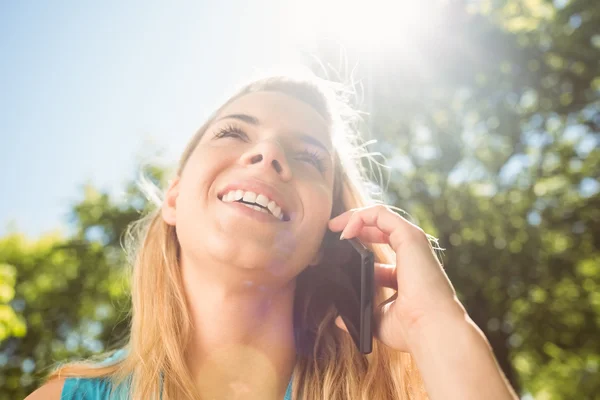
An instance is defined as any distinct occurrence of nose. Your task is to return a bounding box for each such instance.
[240,138,292,180]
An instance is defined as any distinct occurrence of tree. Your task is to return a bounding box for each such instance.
[309,0,599,397]
[1,1,598,397]
[0,164,167,400]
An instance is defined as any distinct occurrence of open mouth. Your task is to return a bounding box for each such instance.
[217,193,290,222]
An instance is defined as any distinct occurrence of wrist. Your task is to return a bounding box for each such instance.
[400,301,517,400]
[400,297,478,350]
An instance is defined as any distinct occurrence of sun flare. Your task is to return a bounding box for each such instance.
[285,0,446,53]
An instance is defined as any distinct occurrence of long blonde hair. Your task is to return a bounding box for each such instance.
[46,72,427,399]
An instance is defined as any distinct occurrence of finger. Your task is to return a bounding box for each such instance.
[338,212,365,240]
[374,263,397,290]
[353,227,390,244]
[340,205,429,254]
[372,293,409,351]
[328,209,355,231]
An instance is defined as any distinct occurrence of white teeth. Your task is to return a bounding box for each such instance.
[234,189,244,201]
[220,189,286,221]
[255,194,269,207]
[253,205,266,213]
[241,203,269,214]
[242,191,257,203]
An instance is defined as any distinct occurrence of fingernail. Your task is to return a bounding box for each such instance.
[339,232,345,240]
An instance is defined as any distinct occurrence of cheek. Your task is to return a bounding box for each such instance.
[303,184,333,223]
[180,148,234,197]
[174,173,213,225]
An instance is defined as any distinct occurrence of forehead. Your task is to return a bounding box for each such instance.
[215,91,332,145]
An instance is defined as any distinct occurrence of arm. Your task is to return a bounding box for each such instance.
[329,205,518,399]
[24,378,65,400]
[406,302,518,400]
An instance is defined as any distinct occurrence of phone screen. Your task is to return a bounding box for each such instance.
[326,237,375,354]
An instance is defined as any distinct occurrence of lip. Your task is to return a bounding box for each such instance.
[220,200,285,223]
[217,179,291,221]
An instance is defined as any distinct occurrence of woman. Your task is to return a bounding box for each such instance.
[26,72,517,399]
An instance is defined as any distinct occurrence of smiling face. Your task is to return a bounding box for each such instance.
[162,91,336,283]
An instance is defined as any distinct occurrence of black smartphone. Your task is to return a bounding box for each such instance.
[329,237,375,354]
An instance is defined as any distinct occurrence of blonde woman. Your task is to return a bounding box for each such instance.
[26,73,517,400]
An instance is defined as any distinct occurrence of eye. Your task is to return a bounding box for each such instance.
[213,124,249,141]
[296,149,326,173]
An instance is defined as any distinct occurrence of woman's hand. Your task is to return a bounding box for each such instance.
[329,204,518,399]
[328,204,466,352]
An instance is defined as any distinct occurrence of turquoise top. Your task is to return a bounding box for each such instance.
[60,376,293,399]
[60,350,293,399]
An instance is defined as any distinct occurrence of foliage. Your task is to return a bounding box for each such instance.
[0,163,169,399]
[1,1,599,399]
[309,0,599,398]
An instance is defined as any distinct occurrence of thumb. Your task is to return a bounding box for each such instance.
[335,315,349,333]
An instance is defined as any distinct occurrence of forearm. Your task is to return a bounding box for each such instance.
[406,305,518,400]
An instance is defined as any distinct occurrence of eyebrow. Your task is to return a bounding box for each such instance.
[216,113,332,154]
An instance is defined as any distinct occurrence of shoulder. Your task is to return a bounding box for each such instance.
[25,378,65,400]
[25,377,116,400]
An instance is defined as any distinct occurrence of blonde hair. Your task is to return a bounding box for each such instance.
[46,72,427,399]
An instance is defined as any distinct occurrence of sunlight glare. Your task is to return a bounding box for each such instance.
[286,0,445,53]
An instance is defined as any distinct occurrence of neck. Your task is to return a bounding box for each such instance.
[182,257,297,400]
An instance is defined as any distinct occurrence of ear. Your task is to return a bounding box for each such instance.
[161,177,180,226]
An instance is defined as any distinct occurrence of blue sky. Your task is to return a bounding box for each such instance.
[0,1,307,237]
[2,2,597,238]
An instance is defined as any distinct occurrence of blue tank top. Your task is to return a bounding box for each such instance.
[60,350,293,400]
[60,376,293,399]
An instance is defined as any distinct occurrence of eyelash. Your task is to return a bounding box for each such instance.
[297,149,326,172]
[214,124,248,140]
[213,124,327,173]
